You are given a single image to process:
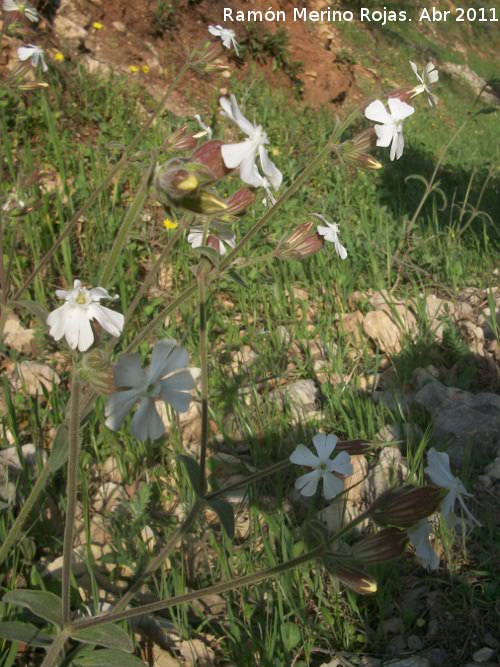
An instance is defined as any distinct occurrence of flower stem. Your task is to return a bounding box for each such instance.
[40,631,69,667]
[70,545,324,630]
[61,367,82,626]
[198,273,209,494]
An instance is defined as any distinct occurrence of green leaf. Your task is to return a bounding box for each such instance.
[225,269,249,290]
[9,300,49,327]
[72,649,145,666]
[2,590,62,628]
[47,425,69,473]
[0,621,53,648]
[281,621,301,650]
[195,246,220,267]
[70,623,134,652]
[206,497,234,540]
[177,455,205,495]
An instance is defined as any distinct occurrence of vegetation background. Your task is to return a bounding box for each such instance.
[0,0,499,665]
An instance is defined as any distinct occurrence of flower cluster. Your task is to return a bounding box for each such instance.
[364,60,439,161]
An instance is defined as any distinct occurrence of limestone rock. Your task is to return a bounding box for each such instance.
[2,312,38,355]
[412,380,500,464]
[0,444,46,505]
[9,361,60,396]
[363,310,402,354]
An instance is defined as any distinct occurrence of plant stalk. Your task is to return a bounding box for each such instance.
[70,545,324,629]
[198,273,209,493]
[61,369,82,626]
[40,631,69,667]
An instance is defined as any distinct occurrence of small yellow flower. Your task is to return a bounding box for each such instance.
[163,218,179,230]
[271,147,280,157]
[128,65,139,73]
[141,64,150,74]
[54,52,64,62]
[92,21,103,30]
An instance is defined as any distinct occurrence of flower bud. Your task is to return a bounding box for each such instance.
[225,188,256,215]
[276,222,324,260]
[336,439,372,456]
[370,485,445,529]
[326,562,378,595]
[179,189,230,216]
[155,158,215,204]
[342,129,382,171]
[191,40,226,72]
[192,140,232,181]
[387,87,415,104]
[352,528,408,564]
[165,125,198,152]
[79,350,114,395]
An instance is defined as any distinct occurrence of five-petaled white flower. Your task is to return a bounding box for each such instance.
[208,24,239,54]
[364,98,414,161]
[187,222,236,256]
[220,94,283,191]
[193,114,213,140]
[290,433,353,500]
[407,520,440,571]
[3,0,39,22]
[105,339,194,441]
[425,448,480,526]
[314,213,347,260]
[18,44,48,72]
[410,60,439,107]
[47,279,124,352]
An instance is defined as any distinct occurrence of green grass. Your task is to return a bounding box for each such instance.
[0,34,499,667]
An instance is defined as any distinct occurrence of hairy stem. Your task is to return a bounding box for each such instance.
[70,545,324,629]
[198,274,209,493]
[40,631,69,667]
[61,369,82,626]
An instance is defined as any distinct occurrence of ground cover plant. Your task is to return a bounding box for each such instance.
[0,3,499,666]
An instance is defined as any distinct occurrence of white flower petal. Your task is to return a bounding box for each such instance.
[335,237,348,260]
[425,448,453,487]
[374,123,394,148]
[290,443,320,468]
[112,353,146,389]
[329,451,353,476]
[88,303,124,338]
[364,99,391,124]
[131,397,165,441]
[295,469,321,496]
[47,303,70,341]
[322,472,344,500]
[388,97,415,121]
[148,339,184,382]
[18,45,36,62]
[158,370,194,413]
[258,144,282,189]
[227,94,256,136]
[105,387,142,430]
[409,60,422,83]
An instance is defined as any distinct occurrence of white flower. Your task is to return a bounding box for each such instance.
[187,222,236,256]
[18,44,48,72]
[47,279,124,352]
[410,61,439,107]
[208,24,239,54]
[364,98,414,161]
[220,95,282,190]
[290,433,353,500]
[408,520,440,570]
[425,448,480,526]
[105,339,194,441]
[193,114,212,140]
[3,0,39,22]
[313,213,347,259]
